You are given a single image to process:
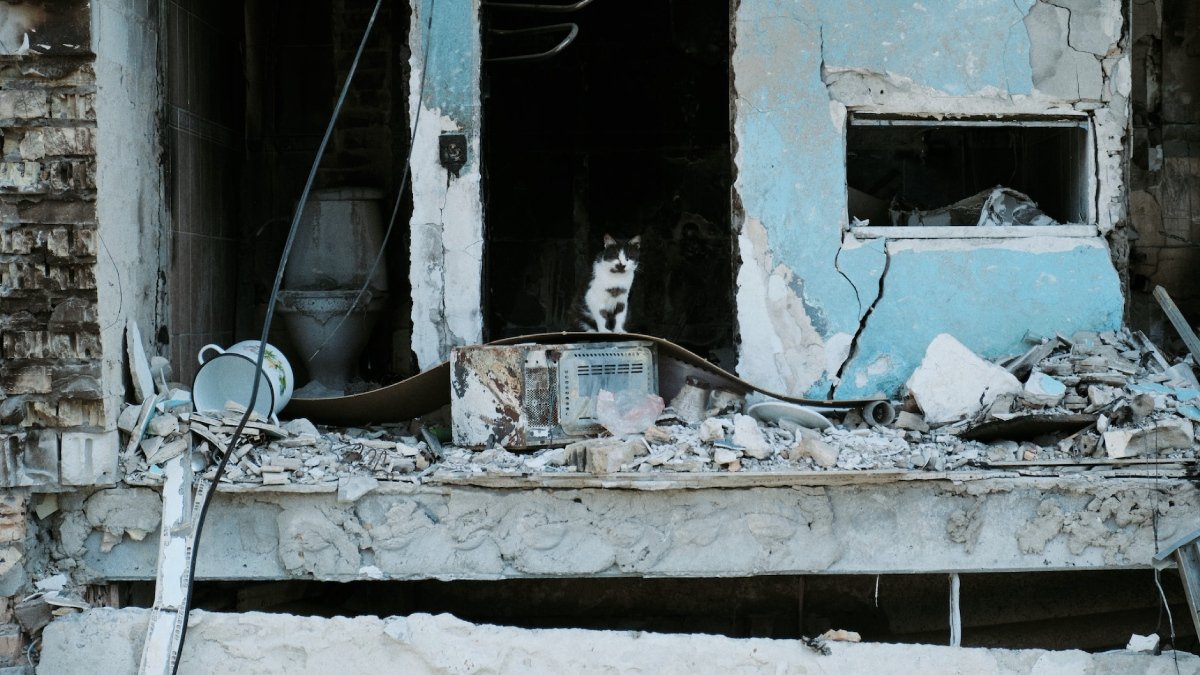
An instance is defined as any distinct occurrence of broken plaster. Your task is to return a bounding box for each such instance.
[408,0,484,370]
[728,0,1130,398]
[408,100,484,368]
[734,217,827,396]
[831,240,890,398]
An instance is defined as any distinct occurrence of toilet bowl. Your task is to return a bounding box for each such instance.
[280,187,390,397]
[278,290,387,397]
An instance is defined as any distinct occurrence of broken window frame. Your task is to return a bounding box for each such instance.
[844,112,1099,239]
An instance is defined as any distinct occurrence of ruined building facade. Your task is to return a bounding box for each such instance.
[2,0,1200,669]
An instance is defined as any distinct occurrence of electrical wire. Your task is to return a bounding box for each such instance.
[171,1,385,670]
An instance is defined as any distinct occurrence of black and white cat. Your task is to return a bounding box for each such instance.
[575,234,640,332]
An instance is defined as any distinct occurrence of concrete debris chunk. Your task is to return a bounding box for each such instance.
[1103,419,1194,458]
[525,447,567,471]
[144,438,187,466]
[893,411,929,433]
[565,438,637,475]
[337,476,379,503]
[1022,371,1066,407]
[147,412,179,437]
[906,334,1023,425]
[116,404,141,433]
[820,629,861,643]
[125,319,156,404]
[712,447,740,466]
[643,426,673,445]
[14,594,51,633]
[789,435,839,468]
[698,418,727,443]
[1126,633,1160,653]
[731,414,771,459]
[1086,385,1116,410]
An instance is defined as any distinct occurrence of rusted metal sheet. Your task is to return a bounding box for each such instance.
[450,345,526,448]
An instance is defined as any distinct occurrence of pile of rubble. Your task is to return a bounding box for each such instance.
[119,404,437,487]
[115,327,1199,486]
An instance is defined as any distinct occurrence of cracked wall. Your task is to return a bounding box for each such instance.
[59,478,1199,582]
[407,0,483,369]
[732,0,1127,398]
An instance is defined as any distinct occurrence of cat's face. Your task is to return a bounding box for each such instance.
[601,234,641,275]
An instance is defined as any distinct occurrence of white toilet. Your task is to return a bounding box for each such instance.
[278,187,389,397]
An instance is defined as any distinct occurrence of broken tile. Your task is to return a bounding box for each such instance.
[125,320,155,404]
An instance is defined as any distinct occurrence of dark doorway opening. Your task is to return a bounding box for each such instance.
[481,0,736,367]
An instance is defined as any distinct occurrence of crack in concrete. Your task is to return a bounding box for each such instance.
[833,244,862,317]
[830,242,890,398]
[436,197,450,354]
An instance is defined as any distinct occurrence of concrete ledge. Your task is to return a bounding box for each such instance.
[64,476,1200,582]
[40,608,1200,675]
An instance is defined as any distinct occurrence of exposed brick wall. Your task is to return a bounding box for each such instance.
[326,0,396,189]
[0,54,105,490]
[0,489,26,666]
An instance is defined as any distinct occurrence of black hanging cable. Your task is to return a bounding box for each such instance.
[172,2,384,670]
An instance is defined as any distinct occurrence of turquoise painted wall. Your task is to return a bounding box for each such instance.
[416,0,479,124]
[733,0,1123,398]
[835,242,1124,398]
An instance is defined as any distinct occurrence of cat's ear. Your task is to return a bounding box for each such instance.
[629,235,641,247]
[603,234,616,246]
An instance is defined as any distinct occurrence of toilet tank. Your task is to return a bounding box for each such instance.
[284,187,388,292]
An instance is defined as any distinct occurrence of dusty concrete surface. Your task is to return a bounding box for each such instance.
[62,477,1200,582]
[39,608,1200,674]
[92,0,166,439]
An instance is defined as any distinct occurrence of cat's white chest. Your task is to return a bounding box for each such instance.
[584,264,634,331]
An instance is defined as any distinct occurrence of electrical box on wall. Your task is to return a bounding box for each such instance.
[450,341,658,449]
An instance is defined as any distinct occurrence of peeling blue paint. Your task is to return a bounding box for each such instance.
[733,0,1122,398]
[835,242,1124,398]
[733,6,868,338]
[817,0,1035,96]
[415,0,480,125]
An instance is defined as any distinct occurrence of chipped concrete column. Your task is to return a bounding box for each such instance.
[91,0,166,477]
[407,0,484,369]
